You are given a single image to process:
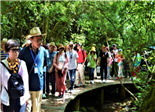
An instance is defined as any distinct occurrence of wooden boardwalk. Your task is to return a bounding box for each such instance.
[41,77,132,112]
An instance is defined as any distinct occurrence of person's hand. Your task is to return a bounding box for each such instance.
[26,100,29,107]
[49,68,52,73]
[108,64,110,67]
[58,67,62,70]
[82,63,85,67]
[0,103,3,110]
[76,67,78,71]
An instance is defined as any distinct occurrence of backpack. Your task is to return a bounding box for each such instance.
[1,61,25,99]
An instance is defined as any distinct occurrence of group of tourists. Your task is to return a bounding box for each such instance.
[0,27,142,112]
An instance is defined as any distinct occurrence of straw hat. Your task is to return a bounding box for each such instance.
[25,27,46,40]
[90,47,96,52]
[1,38,8,44]
[58,44,64,49]
[101,45,105,48]
[49,42,55,46]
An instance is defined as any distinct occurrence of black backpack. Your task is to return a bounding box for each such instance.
[1,61,25,99]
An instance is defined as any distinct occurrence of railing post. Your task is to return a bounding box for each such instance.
[119,85,126,100]
[71,95,80,111]
[97,89,104,111]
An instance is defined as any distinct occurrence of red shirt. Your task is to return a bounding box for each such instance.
[77,49,87,63]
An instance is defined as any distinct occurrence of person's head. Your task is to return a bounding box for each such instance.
[26,27,46,49]
[1,38,8,50]
[119,49,122,54]
[77,43,82,50]
[54,45,57,51]
[113,44,116,50]
[90,47,96,55]
[134,51,137,56]
[49,42,55,53]
[58,44,64,54]
[5,39,19,60]
[105,47,109,52]
[69,42,74,51]
[101,45,105,52]
[64,45,69,52]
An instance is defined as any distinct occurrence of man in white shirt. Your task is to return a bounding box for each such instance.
[66,42,79,91]
[111,44,118,77]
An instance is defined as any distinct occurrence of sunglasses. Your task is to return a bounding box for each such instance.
[10,48,20,53]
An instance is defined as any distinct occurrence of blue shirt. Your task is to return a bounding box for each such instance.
[18,45,47,91]
[47,50,56,72]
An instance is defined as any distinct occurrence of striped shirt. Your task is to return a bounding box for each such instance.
[0,49,8,61]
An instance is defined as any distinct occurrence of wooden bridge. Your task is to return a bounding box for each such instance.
[41,77,133,112]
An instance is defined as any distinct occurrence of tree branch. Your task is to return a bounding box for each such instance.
[1,2,19,15]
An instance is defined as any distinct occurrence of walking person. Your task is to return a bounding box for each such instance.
[105,47,111,79]
[111,44,118,78]
[0,39,30,112]
[92,44,99,79]
[132,51,141,78]
[53,44,68,98]
[66,42,78,91]
[116,49,125,79]
[75,43,87,88]
[46,42,57,97]
[87,47,97,84]
[98,45,110,83]
[1,38,9,61]
[18,27,47,112]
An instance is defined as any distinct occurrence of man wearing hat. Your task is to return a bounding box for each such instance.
[99,45,110,83]
[46,42,57,97]
[66,42,79,91]
[18,27,47,112]
[1,38,9,61]
[111,44,118,78]
[75,43,87,88]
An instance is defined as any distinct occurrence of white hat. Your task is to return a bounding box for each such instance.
[69,41,74,45]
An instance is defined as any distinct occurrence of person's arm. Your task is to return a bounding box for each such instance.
[83,50,87,67]
[49,64,54,73]
[92,53,96,61]
[76,58,78,71]
[107,53,110,67]
[53,54,59,69]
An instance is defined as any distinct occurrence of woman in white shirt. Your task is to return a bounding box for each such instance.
[0,39,30,112]
[53,44,68,98]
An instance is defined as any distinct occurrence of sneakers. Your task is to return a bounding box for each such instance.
[92,81,94,84]
[42,94,46,98]
[101,80,103,83]
[105,80,107,83]
[88,80,91,84]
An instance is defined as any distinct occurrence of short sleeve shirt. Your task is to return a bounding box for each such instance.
[47,50,56,72]
[77,49,87,63]
[87,53,97,68]
[66,50,79,70]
